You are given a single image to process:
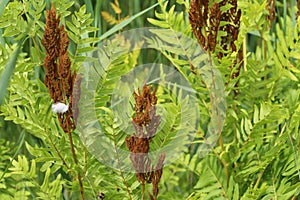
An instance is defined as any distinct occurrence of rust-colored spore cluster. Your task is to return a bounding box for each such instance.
[219,0,241,57]
[42,5,81,133]
[188,0,209,51]
[189,0,243,90]
[189,0,241,57]
[132,84,160,138]
[125,84,165,200]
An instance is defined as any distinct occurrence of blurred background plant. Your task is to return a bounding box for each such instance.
[0,0,299,199]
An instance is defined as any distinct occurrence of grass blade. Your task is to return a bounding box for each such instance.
[94,0,102,38]
[0,45,21,105]
[0,0,10,45]
[0,0,20,105]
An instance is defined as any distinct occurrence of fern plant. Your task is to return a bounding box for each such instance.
[147,0,300,199]
[0,0,299,199]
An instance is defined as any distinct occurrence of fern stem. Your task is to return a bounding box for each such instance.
[207,158,228,198]
[243,36,247,72]
[142,183,145,200]
[254,169,265,189]
[288,132,300,180]
[112,129,132,200]
[77,172,85,200]
[218,134,229,185]
[83,144,88,175]
[116,158,132,200]
[68,132,85,200]
[48,133,70,170]
[118,166,132,200]
[207,53,230,186]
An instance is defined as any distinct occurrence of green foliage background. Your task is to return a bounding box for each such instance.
[0,0,299,199]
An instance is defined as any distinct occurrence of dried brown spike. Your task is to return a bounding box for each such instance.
[42,4,61,62]
[125,84,164,199]
[132,84,160,136]
[189,0,242,56]
[42,4,81,133]
[189,0,209,50]
[208,3,221,52]
[189,0,243,95]
[151,153,165,199]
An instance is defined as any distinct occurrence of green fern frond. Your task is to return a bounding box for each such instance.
[66,5,99,66]
[8,155,63,199]
[148,0,190,33]
[192,155,230,200]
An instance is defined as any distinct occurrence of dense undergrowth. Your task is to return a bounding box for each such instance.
[0,0,299,199]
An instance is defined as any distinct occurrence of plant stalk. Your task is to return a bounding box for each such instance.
[219,134,229,185]
[142,183,145,200]
[68,132,85,200]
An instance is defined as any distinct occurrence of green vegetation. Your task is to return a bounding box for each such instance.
[0,0,299,199]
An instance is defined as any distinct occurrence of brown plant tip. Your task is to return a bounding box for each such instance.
[125,84,165,200]
[189,0,243,94]
[151,153,165,199]
[42,4,80,133]
[42,4,61,60]
[132,84,160,138]
[208,3,221,52]
[267,0,275,26]
[189,0,209,51]
[188,0,242,56]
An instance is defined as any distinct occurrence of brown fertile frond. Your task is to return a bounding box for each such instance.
[42,5,85,197]
[189,0,209,50]
[42,4,80,133]
[189,0,242,57]
[58,25,72,98]
[125,84,165,199]
[42,4,61,59]
[189,0,243,94]
[151,153,165,199]
[208,3,221,52]
[42,4,61,103]
[132,84,160,138]
[218,0,241,57]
